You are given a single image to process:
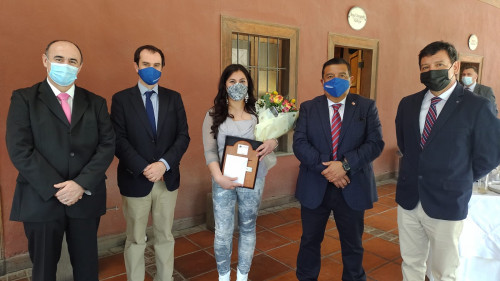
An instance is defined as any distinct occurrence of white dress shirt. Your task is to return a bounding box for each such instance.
[327,95,347,124]
[47,78,75,111]
[419,82,456,134]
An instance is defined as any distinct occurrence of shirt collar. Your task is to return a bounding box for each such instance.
[46,78,75,98]
[327,94,347,107]
[424,81,457,102]
[138,81,159,96]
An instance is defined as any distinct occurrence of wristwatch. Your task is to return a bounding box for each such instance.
[342,159,351,172]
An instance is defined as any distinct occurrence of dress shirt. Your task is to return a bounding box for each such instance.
[419,82,456,134]
[327,94,347,123]
[137,82,170,171]
[47,78,75,110]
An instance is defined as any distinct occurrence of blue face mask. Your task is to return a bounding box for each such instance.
[49,62,79,87]
[138,67,162,85]
[323,77,350,98]
[462,76,473,86]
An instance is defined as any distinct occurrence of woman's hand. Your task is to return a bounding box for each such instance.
[214,174,241,190]
[256,139,278,161]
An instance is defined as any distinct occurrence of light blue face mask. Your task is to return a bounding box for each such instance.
[323,77,350,98]
[49,62,79,86]
[138,67,162,85]
[462,76,473,86]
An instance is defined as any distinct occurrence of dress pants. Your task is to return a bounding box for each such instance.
[23,216,100,281]
[297,184,366,281]
[398,203,464,281]
[122,181,178,281]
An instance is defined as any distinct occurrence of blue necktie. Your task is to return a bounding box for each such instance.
[145,90,157,138]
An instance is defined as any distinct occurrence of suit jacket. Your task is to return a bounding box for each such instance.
[111,85,190,197]
[293,94,384,210]
[395,83,500,220]
[472,83,497,114]
[6,80,115,222]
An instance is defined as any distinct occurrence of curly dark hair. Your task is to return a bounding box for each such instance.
[210,64,257,138]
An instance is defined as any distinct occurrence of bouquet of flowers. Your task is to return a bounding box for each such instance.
[255,91,298,141]
[255,91,299,168]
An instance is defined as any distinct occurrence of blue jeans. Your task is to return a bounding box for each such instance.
[212,177,265,275]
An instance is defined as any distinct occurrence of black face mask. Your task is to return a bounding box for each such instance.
[420,65,453,91]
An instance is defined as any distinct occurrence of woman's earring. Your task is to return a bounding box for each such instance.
[226,98,229,105]
[244,93,249,103]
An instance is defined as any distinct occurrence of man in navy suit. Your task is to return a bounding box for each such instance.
[6,40,115,281]
[111,45,190,281]
[395,41,500,280]
[294,58,384,281]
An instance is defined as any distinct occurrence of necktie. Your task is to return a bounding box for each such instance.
[145,90,157,138]
[57,93,71,124]
[420,97,442,148]
[331,104,342,160]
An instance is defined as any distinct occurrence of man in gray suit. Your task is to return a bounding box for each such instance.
[461,65,497,114]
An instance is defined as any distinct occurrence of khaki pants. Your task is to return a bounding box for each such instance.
[122,182,178,281]
[397,203,464,281]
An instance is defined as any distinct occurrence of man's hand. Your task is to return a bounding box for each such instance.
[54,180,85,206]
[332,174,351,189]
[321,161,346,182]
[143,162,167,182]
[256,139,278,161]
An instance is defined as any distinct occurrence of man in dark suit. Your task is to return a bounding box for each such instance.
[293,58,384,281]
[461,65,497,114]
[111,45,190,281]
[6,40,115,281]
[395,41,500,280]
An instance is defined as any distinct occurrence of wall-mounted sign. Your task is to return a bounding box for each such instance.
[348,6,367,30]
[468,34,478,51]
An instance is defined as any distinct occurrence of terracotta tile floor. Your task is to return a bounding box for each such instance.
[3,182,404,281]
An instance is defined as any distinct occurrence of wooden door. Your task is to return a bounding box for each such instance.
[349,50,362,95]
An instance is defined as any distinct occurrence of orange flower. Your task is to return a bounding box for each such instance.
[273,95,283,103]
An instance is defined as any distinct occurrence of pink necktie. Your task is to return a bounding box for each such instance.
[331,104,342,160]
[57,93,71,124]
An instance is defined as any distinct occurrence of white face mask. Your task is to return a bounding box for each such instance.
[227,83,248,101]
[462,76,474,86]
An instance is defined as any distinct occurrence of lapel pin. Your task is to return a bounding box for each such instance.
[352,102,356,105]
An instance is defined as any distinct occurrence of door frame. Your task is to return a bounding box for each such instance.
[328,33,379,100]
[459,53,484,83]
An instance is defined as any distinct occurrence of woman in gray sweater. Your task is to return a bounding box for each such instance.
[202,64,277,281]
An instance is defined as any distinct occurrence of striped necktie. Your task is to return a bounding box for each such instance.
[420,97,442,148]
[331,104,342,160]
